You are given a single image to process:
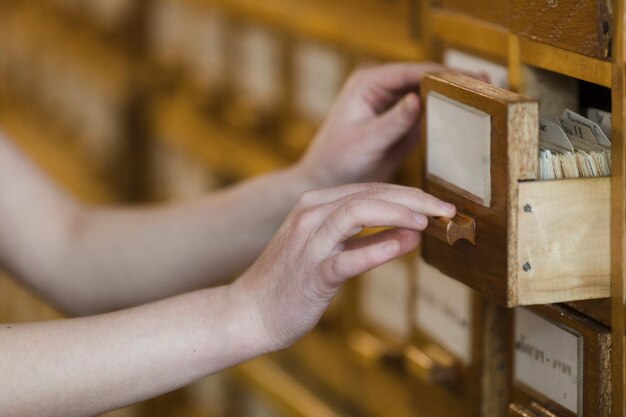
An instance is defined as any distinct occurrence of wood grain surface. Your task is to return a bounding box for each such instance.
[515,178,610,305]
[510,0,613,59]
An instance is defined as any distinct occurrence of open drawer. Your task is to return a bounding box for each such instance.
[421,72,610,307]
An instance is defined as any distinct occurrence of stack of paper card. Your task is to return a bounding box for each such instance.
[539,108,612,180]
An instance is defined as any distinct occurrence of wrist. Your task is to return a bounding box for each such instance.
[225,279,280,356]
[291,157,337,191]
[282,161,324,194]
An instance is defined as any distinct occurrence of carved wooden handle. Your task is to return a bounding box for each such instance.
[426,213,476,245]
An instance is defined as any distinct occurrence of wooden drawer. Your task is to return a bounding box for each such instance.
[421,72,610,307]
[509,0,612,59]
[405,258,510,417]
[346,256,412,366]
[224,20,286,135]
[509,305,611,417]
[284,38,349,156]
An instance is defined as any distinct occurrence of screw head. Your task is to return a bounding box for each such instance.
[523,204,532,213]
[522,262,532,272]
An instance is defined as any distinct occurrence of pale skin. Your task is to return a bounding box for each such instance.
[0,63,456,417]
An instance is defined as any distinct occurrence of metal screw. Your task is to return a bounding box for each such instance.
[522,262,532,272]
[523,204,532,213]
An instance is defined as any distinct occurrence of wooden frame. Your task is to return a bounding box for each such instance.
[610,0,626,415]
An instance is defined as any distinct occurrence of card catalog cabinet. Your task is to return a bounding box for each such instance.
[509,305,611,417]
[421,72,610,307]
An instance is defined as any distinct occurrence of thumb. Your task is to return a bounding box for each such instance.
[363,93,420,148]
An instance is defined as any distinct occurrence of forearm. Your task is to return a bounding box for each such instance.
[0,285,267,417]
[0,128,312,314]
[42,165,311,315]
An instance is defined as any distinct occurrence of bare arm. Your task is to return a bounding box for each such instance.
[0,285,267,417]
[0,183,455,417]
[0,136,310,314]
[0,63,445,315]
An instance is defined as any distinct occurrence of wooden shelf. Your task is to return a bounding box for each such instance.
[232,356,348,417]
[200,0,424,61]
[150,94,290,181]
[430,9,509,62]
[519,37,612,88]
[279,330,460,417]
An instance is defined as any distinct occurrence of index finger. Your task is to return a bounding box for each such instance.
[359,62,446,94]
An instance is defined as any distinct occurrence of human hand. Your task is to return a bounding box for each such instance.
[230,183,456,352]
[295,62,445,188]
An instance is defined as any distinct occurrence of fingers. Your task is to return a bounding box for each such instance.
[343,227,422,252]
[297,182,419,209]
[321,228,420,286]
[361,92,420,150]
[300,184,455,223]
[333,186,455,219]
[353,62,446,94]
[313,198,427,247]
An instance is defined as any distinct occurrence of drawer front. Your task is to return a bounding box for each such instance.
[232,23,283,109]
[509,0,612,59]
[359,258,412,340]
[408,258,511,417]
[421,72,538,306]
[293,40,347,123]
[414,259,474,366]
[511,305,611,417]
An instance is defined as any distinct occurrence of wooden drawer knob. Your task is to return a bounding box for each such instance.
[426,213,476,245]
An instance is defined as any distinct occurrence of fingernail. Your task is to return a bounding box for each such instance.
[404,94,419,114]
[439,201,456,214]
[413,213,428,227]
